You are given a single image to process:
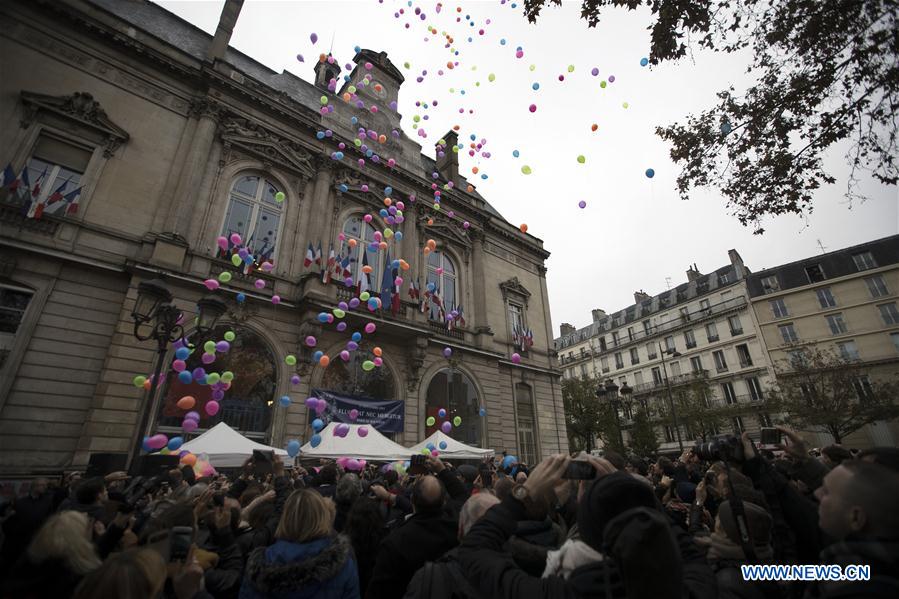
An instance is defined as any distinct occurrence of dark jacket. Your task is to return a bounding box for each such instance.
[240,536,359,599]
[710,560,784,599]
[0,493,55,567]
[506,518,565,577]
[457,495,716,599]
[365,469,467,599]
[403,547,480,599]
[0,556,86,599]
[804,537,899,598]
[200,523,245,599]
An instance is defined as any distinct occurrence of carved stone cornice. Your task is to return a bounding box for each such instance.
[20,91,130,157]
[219,115,317,180]
[500,277,532,306]
[188,97,224,121]
[416,215,471,249]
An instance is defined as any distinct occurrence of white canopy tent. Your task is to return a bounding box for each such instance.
[179,422,288,467]
[299,423,409,461]
[408,430,495,460]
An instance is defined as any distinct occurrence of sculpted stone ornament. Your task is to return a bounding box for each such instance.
[219,115,315,179]
[19,91,129,158]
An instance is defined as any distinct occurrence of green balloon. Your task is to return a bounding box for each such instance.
[362,360,375,371]
[204,341,216,353]
[320,95,328,105]
[221,371,234,382]
[453,416,462,426]
[224,331,236,342]
[360,292,370,301]
[133,375,147,388]
[285,355,297,366]
[206,372,220,385]
[333,308,346,319]
[426,416,436,426]
[577,155,586,164]
[231,254,242,266]
[521,165,532,175]
[218,271,232,283]
[274,191,285,203]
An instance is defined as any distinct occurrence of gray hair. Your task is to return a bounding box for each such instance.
[335,473,362,505]
[459,493,500,537]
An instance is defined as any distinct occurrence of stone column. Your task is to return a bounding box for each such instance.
[401,203,421,285]
[165,98,222,237]
[471,230,490,332]
[285,177,316,279]
[300,163,334,251]
[151,118,198,233]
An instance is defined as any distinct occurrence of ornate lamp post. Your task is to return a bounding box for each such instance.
[127,279,227,471]
[658,342,684,451]
[596,378,632,452]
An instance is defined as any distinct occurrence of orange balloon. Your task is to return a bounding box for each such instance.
[374,84,383,93]
[181,454,197,466]
[423,247,431,255]
[378,241,388,250]
[427,218,434,225]
[472,166,479,174]
[400,260,410,271]
[177,395,196,410]
[467,185,474,193]
[362,265,373,274]
[143,379,152,390]
[427,239,437,249]
[452,124,461,131]
[348,239,357,248]
[343,92,352,102]
[520,224,528,233]
[373,347,382,357]
[591,123,598,131]
[384,198,392,206]
[378,134,387,144]
[319,355,330,367]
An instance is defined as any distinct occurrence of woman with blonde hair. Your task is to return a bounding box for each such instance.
[72,548,167,599]
[240,489,359,599]
[1,510,101,598]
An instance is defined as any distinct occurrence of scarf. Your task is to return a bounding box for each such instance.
[542,538,604,579]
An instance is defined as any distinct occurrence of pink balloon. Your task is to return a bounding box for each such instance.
[340,350,350,362]
[148,434,168,449]
[358,427,369,437]
[201,353,216,365]
[511,353,521,364]
[172,359,187,372]
[373,357,383,367]
[229,233,242,245]
[271,295,281,305]
[182,419,198,432]
[261,262,274,272]
[254,279,266,289]
[203,279,220,291]
[348,409,359,421]
[364,323,376,334]
[217,236,229,251]
[205,400,220,416]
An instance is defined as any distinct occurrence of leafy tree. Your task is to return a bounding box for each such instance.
[562,377,621,452]
[524,0,898,233]
[628,404,660,457]
[669,374,729,443]
[767,347,899,444]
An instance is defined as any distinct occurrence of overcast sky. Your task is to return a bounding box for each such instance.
[156,0,898,334]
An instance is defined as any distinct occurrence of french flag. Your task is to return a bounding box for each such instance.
[303,242,314,268]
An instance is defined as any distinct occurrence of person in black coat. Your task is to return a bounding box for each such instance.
[0,478,54,571]
[365,457,467,599]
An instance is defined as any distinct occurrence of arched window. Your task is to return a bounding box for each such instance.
[319,349,396,400]
[427,251,456,321]
[342,216,382,290]
[425,368,483,446]
[156,325,277,440]
[220,175,284,261]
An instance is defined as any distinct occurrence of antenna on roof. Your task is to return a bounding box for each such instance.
[665,277,672,289]
[816,239,827,254]
[328,31,336,56]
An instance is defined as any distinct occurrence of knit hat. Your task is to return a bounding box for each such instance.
[577,471,657,551]
[675,481,696,504]
[716,500,773,548]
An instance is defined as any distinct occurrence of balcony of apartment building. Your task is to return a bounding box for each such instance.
[629,369,711,396]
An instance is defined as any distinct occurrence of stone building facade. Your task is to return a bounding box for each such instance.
[555,250,779,453]
[745,235,899,448]
[0,0,566,476]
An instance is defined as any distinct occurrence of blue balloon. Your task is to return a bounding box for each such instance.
[339,184,348,193]
[395,232,403,241]
[167,437,183,451]
[640,57,649,67]
[427,443,435,451]
[379,209,389,218]
[532,82,539,90]
[502,455,518,469]
[720,122,732,134]
[178,371,193,384]
[236,292,246,303]
[312,350,323,363]
[439,441,448,450]
[311,433,322,448]
[479,407,487,417]
[351,332,362,342]
[312,418,324,432]
[142,437,153,452]
[392,260,401,269]
[279,395,291,407]
[384,186,393,196]
[512,150,519,158]
[438,408,447,418]
[427,282,436,292]
[287,439,301,457]
[175,347,190,360]
[316,131,325,140]
[645,168,655,179]
[318,312,330,323]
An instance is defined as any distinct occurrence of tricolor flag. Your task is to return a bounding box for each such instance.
[45,179,69,207]
[304,243,314,268]
[323,244,336,284]
[24,167,46,218]
[314,241,323,270]
[2,163,19,190]
[340,254,352,278]
[63,186,82,215]
[408,278,420,301]
[456,304,466,328]
[357,250,371,295]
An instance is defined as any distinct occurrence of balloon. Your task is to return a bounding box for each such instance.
[359,291,370,301]
[231,254,242,267]
[438,408,447,418]
[479,407,487,417]
[310,32,318,44]
[147,434,168,450]
[453,416,462,426]
[720,122,732,134]
[340,350,350,361]
[291,374,301,385]
[373,347,382,357]
[528,104,537,113]
[181,453,197,466]
[441,421,452,433]
[312,418,324,432]
[203,279,220,291]
[333,308,346,319]
[182,418,198,432]
[217,236,229,251]
[358,427,369,437]
[348,409,359,421]
[351,332,362,342]
[362,360,375,371]
[254,279,266,289]
[426,416,436,426]
[177,395,196,410]
[236,293,246,303]
[201,352,215,365]
[577,155,586,164]
[364,323,376,334]
[511,353,521,364]
[175,347,190,360]
[224,331,236,342]
[443,347,452,358]
[521,165,532,175]
[578,200,587,209]
[512,149,520,157]
[261,262,274,272]
[205,401,220,416]
[285,355,297,366]
[279,395,291,407]
[133,375,147,387]
[319,355,330,367]
[347,341,358,351]
[520,224,528,233]
[167,437,183,451]
[311,434,322,448]
[287,439,301,457]
[336,322,347,332]
[203,341,215,353]
[218,271,232,283]
[215,340,230,353]
[645,168,655,178]
[178,371,193,384]
[502,455,518,469]
[185,411,200,421]
[274,191,285,203]
[373,357,383,367]
[229,233,242,245]
[221,371,234,382]
[591,124,598,132]
[640,57,649,66]
[271,295,281,305]
[439,441,448,450]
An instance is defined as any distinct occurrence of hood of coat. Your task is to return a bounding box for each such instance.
[244,535,351,594]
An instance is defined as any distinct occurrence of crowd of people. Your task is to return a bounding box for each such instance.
[1,426,897,598]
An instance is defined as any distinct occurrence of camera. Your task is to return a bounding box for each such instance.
[693,434,744,462]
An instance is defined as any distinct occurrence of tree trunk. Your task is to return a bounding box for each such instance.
[830,425,842,445]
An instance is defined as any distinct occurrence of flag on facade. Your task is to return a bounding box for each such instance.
[357,250,371,295]
[420,281,431,314]
[456,304,466,328]
[379,251,393,309]
[340,253,352,278]
[314,241,323,270]
[304,242,314,268]
[45,179,68,207]
[2,163,19,190]
[390,261,401,315]
[323,244,336,284]
[25,166,47,218]
[524,328,535,349]
[408,278,420,301]
[63,186,82,214]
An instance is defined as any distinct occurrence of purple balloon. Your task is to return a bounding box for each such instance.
[185,411,200,421]
[347,341,359,351]
[201,353,216,364]
[441,421,452,434]
[212,389,225,400]
[192,368,206,381]
[336,322,347,332]
[182,419,198,432]
[291,374,301,385]
[349,298,360,309]
[338,302,349,310]
[215,340,230,353]
[305,397,317,409]
[340,350,350,361]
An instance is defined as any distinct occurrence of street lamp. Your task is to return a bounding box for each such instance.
[597,378,632,452]
[658,342,684,451]
[127,278,227,471]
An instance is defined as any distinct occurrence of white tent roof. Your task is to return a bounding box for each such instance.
[299,422,410,461]
[180,422,288,468]
[408,430,495,460]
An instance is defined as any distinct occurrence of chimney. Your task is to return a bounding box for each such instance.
[207,0,244,63]
[686,263,702,282]
[314,55,342,92]
[560,323,576,337]
[591,309,606,323]
[728,249,746,279]
[633,290,650,303]
[436,130,459,185]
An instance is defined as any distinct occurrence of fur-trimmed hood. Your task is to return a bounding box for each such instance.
[242,535,356,599]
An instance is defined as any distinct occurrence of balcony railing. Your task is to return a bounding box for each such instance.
[686,341,697,349]
[630,369,710,394]
[739,358,753,368]
[707,335,720,342]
